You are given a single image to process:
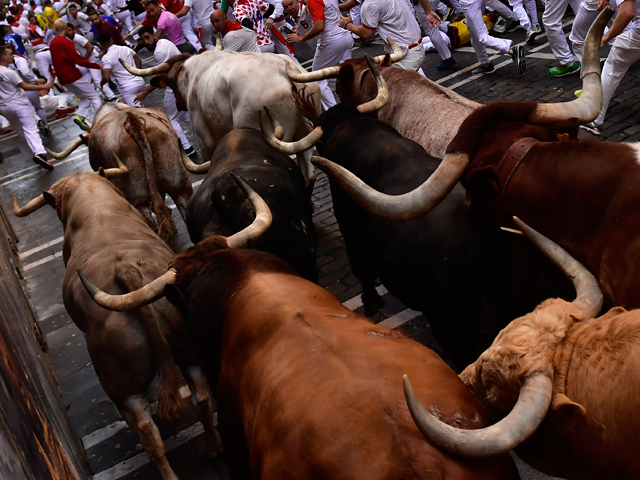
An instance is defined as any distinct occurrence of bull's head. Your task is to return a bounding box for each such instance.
[120,53,191,111]
[403,217,603,457]
[75,174,272,311]
[306,6,614,222]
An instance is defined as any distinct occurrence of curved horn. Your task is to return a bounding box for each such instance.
[215,32,223,50]
[404,373,553,458]
[78,268,177,312]
[357,56,389,114]
[13,193,47,217]
[225,173,272,249]
[286,62,340,83]
[528,6,614,124]
[512,217,603,319]
[100,154,129,179]
[372,38,404,64]
[181,147,210,174]
[311,151,469,221]
[259,108,323,154]
[119,58,170,77]
[45,134,87,159]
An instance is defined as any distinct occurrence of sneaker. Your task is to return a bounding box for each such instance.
[511,45,526,74]
[574,89,582,98]
[471,63,495,75]
[37,120,50,136]
[184,146,198,159]
[442,6,453,21]
[526,28,539,44]
[550,60,580,77]
[74,115,91,132]
[108,96,118,102]
[504,19,520,33]
[494,16,507,33]
[451,11,465,22]
[580,121,602,136]
[436,57,456,70]
[32,154,54,170]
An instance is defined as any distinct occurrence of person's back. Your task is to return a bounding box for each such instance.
[102,43,144,90]
[50,34,85,84]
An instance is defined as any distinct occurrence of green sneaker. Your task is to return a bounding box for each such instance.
[74,115,91,132]
[550,60,580,77]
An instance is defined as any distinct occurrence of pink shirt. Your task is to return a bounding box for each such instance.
[157,10,185,46]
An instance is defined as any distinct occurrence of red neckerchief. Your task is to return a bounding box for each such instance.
[222,19,243,35]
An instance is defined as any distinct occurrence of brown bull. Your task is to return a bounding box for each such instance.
[13,171,221,480]
[79,190,521,480]
[286,39,479,159]
[46,103,207,250]
[403,217,640,480]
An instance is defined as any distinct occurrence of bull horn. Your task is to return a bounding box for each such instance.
[45,134,88,159]
[286,62,340,83]
[259,108,323,154]
[215,33,223,51]
[100,154,129,178]
[225,173,272,248]
[311,151,469,221]
[120,58,170,77]
[181,147,210,174]
[512,217,603,319]
[528,6,614,124]
[404,373,553,457]
[13,193,47,217]
[357,56,389,114]
[78,268,177,312]
[372,38,404,64]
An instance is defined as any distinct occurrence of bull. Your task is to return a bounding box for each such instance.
[77,189,520,480]
[13,170,222,480]
[119,41,321,187]
[286,39,479,159]
[261,57,556,367]
[403,217,640,480]
[45,103,206,250]
[185,128,318,282]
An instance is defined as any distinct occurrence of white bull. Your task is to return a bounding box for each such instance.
[121,46,321,187]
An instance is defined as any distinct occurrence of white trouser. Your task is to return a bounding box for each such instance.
[0,115,9,129]
[271,19,297,58]
[115,10,133,35]
[35,48,53,82]
[596,29,640,125]
[486,0,518,20]
[26,90,47,127]
[78,64,116,99]
[180,11,202,51]
[259,42,276,53]
[508,0,538,30]
[395,43,426,72]
[312,33,353,110]
[198,21,216,50]
[135,11,147,22]
[64,75,103,118]
[569,0,618,64]
[0,101,46,156]
[413,3,452,59]
[119,80,146,106]
[449,0,464,13]
[164,89,191,150]
[542,0,582,66]
[461,0,513,64]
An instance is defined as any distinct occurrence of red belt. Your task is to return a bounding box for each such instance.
[408,38,422,49]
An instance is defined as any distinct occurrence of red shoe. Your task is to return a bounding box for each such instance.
[58,107,76,114]
[53,109,68,118]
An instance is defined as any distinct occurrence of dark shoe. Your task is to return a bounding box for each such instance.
[450,11,465,22]
[504,19,520,33]
[37,119,49,136]
[511,44,526,74]
[442,6,453,21]
[526,28,539,44]
[580,121,602,136]
[436,57,456,70]
[471,63,495,75]
[184,146,198,159]
[32,154,54,170]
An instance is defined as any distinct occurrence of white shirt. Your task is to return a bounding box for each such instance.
[33,5,44,13]
[306,0,350,42]
[293,3,316,50]
[184,0,214,27]
[11,55,38,83]
[223,26,261,52]
[0,65,30,107]
[68,10,93,35]
[361,0,422,54]
[101,44,146,90]
[53,0,67,11]
[71,33,97,59]
[12,23,29,39]
[152,38,181,63]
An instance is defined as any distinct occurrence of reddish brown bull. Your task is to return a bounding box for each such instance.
[78,193,521,480]
[13,171,221,480]
[402,217,640,480]
[46,103,206,250]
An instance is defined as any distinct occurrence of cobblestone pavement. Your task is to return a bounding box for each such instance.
[1,9,633,479]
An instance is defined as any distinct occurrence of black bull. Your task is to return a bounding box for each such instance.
[314,105,568,367]
[185,129,317,282]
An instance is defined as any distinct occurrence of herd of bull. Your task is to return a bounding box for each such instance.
[11,12,640,480]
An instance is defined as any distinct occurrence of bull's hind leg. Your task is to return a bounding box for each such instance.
[297,150,316,192]
[184,366,223,458]
[118,396,178,480]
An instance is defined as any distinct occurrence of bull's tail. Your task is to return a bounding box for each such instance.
[291,81,320,127]
[115,263,184,424]
[123,113,178,249]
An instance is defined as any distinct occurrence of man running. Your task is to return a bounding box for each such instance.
[97,32,146,105]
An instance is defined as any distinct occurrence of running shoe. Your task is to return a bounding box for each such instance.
[436,57,457,70]
[580,122,602,136]
[511,45,526,74]
[32,154,54,170]
[550,60,580,77]
[74,115,91,132]
[471,63,495,75]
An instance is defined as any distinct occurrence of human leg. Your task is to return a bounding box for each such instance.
[180,12,202,51]
[35,49,53,82]
[508,0,531,30]
[65,76,103,118]
[462,0,491,64]
[395,44,426,71]
[568,0,592,63]
[312,34,353,109]
[0,102,46,156]
[199,22,215,50]
[164,90,191,150]
[542,0,574,66]
[416,3,453,60]
[26,90,47,128]
[486,0,518,21]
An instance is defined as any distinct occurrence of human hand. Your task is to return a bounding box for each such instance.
[338,14,352,28]
[427,11,440,28]
[265,17,274,29]
[287,32,302,43]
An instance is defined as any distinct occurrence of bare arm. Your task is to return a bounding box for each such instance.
[287,18,324,43]
[83,40,94,58]
[416,0,440,27]
[18,80,54,91]
[175,4,190,18]
[339,0,357,11]
[133,53,142,68]
[601,0,634,45]
[154,27,165,41]
[339,14,375,40]
[101,68,111,87]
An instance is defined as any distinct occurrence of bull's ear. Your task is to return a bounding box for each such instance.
[461,165,500,194]
[150,74,168,89]
[164,284,184,309]
[551,393,587,426]
[381,53,392,67]
[43,190,56,207]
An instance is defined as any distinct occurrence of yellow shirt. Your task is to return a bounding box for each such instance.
[43,6,59,28]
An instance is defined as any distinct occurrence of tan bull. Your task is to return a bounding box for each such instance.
[13,171,221,480]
